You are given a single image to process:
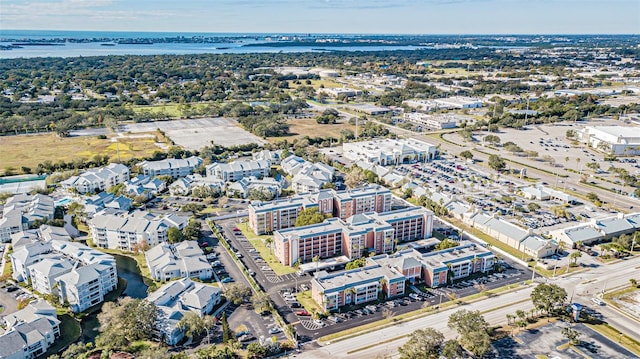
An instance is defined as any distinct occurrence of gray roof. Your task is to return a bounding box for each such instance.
[596,217,635,235]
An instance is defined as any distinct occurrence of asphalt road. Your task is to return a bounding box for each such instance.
[294,255,640,359]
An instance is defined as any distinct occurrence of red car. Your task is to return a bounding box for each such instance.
[295,310,310,316]
[232,227,241,232]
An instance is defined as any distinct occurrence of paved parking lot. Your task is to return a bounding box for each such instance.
[490,322,635,359]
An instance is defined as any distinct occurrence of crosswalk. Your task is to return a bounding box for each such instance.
[266,275,283,283]
[300,319,324,330]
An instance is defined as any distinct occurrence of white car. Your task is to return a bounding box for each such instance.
[591,297,604,306]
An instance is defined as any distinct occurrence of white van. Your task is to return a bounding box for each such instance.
[591,297,604,306]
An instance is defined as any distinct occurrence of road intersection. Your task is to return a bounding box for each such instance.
[297,255,640,359]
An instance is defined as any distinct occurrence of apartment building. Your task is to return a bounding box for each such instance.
[247,185,391,235]
[206,159,270,182]
[148,279,221,345]
[60,163,130,194]
[342,138,437,166]
[89,210,189,251]
[273,207,433,266]
[0,299,60,359]
[310,241,494,311]
[0,194,55,242]
[281,155,335,194]
[311,263,405,312]
[10,238,117,313]
[138,156,203,178]
[146,241,213,282]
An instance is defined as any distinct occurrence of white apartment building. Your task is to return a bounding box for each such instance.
[0,299,60,359]
[145,241,213,282]
[60,163,130,194]
[206,159,271,182]
[138,156,203,178]
[89,211,189,251]
[0,194,55,242]
[10,237,117,313]
[148,279,221,345]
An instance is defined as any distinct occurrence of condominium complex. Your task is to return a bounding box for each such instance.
[146,241,213,282]
[0,194,55,243]
[10,238,117,313]
[247,185,392,235]
[148,279,221,345]
[281,155,335,194]
[311,241,495,311]
[206,159,271,182]
[89,210,190,251]
[60,163,130,194]
[138,156,203,178]
[0,299,60,359]
[342,138,437,166]
[274,206,433,266]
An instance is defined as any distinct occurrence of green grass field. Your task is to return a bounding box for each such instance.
[267,118,356,142]
[237,222,296,276]
[0,132,167,175]
[130,103,211,117]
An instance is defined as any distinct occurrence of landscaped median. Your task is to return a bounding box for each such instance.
[318,281,529,345]
[236,222,296,276]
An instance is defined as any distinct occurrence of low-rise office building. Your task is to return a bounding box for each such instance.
[403,112,459,130]
[578,125,640,155]
[148,279,221,345]
[138,156,203,178]
[274,207,433,266]
[550,212,640,247]
[146,241,213,282]
[0,299,61,359]
[342,138,437,166]
[60,163,130,194]
[466,212,558,258]
[248,185,392,235]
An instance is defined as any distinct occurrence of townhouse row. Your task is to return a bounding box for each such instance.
[311,241,495,311]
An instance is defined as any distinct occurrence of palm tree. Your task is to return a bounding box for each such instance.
[575,157,581,174]
[265,237,274,254]
[570,251,582,266]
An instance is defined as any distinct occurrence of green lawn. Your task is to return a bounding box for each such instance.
[45,314,81,356]
[130,103,211,117]
[237,223,296,276]
[296,290,322,314]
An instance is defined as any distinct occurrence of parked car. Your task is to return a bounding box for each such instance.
[268,327,281,334]
[295,310,310,316]
[221,277,233,283]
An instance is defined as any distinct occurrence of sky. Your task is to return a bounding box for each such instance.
[1,0,639,34]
